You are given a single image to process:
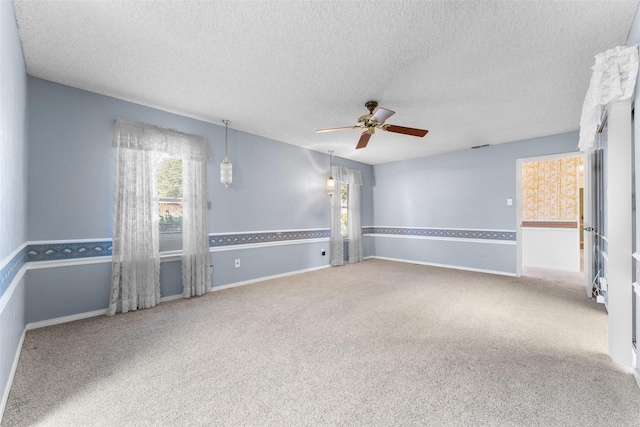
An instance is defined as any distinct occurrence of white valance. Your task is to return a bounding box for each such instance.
[113,120,211,161]
[578,45,638,152]
[331,166,363,186]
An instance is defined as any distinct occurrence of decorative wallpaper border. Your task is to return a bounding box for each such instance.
[363,227,516,241]
[5,230,332,266]
[209,229,330,248]
[0,227,516,285]
[0,246,27,300]
[26,241,113,262]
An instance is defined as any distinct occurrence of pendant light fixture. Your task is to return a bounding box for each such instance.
[220,119,232,188]
[326,150,336,197]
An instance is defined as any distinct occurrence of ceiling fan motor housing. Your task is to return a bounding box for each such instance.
[358,101,380,130]
[365,101,378,113]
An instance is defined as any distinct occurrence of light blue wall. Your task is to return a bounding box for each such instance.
[0,276,24,408]
[25,77,374,320]
[25,264,111,324]
[371,132,580,274]
[0,0,28,258]
[0,0,28,413]
[27,78,373,240]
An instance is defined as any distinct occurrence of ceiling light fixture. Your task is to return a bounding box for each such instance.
[220,119,232,188]
[326,150,335,197]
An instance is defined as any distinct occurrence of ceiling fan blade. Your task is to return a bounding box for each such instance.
[382,124,428,137]
[371,107,395,124]
[315,126,359,134]
[356,131,372,149]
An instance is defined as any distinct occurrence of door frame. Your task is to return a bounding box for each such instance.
[515,152,589,282]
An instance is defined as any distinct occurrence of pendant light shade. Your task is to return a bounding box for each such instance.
[326,150,335,197]
[326,176,336,197]
[220,120,232,188]
[220,157,232,188]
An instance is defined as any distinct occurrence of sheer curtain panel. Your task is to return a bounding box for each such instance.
[109,123,163,315]
[182,158,212,297]
[330,171,344,266]
[347,173,363,263]
[329,166,363,267]
[109,120,211,315]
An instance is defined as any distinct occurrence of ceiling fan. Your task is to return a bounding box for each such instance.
[316,101,428,149]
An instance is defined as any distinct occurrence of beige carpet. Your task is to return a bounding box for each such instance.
[522,266,584,287]
[3,259,640,426]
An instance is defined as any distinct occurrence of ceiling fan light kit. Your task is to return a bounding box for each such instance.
[316,101,429,150]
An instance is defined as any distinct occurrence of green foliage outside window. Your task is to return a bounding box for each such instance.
[158,158,183,198]
[158,157,183,234]
[340,184,348,236]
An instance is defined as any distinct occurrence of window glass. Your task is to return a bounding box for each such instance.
[158,155,183,251]
[340,184,348,236]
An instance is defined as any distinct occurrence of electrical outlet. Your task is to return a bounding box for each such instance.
[321,249,326,256]
[597,295,605,304]
[209,265,214,276]
[234,259,240,268]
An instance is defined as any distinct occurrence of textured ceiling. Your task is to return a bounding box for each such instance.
[13,1,640,165]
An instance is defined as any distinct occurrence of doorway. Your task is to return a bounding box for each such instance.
[516,153,585,287]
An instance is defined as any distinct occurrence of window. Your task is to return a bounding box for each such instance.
[340,184,348,236]
[158,155,183,252]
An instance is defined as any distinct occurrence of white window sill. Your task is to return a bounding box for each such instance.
[160,251,182,262]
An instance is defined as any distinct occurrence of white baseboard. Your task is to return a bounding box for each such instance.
[368,256,517,277]
[25,308,107,331]
[210,264,331,292]
[1,328,26,420]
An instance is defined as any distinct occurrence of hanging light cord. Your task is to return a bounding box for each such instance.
[223,119,230,157]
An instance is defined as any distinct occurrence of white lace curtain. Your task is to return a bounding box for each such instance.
[579,45,638,152]
[181,157,211,298]
[108,120,211,316]
[330,166,363,267]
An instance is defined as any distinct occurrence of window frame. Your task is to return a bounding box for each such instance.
[340,183,348,237]
[157,155,184,253]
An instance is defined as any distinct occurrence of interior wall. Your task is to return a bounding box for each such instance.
[626,4,640,377]
[24,77,374,322]
[0,1,28,259]
[0,0,28,415]
[371,132,580,275]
